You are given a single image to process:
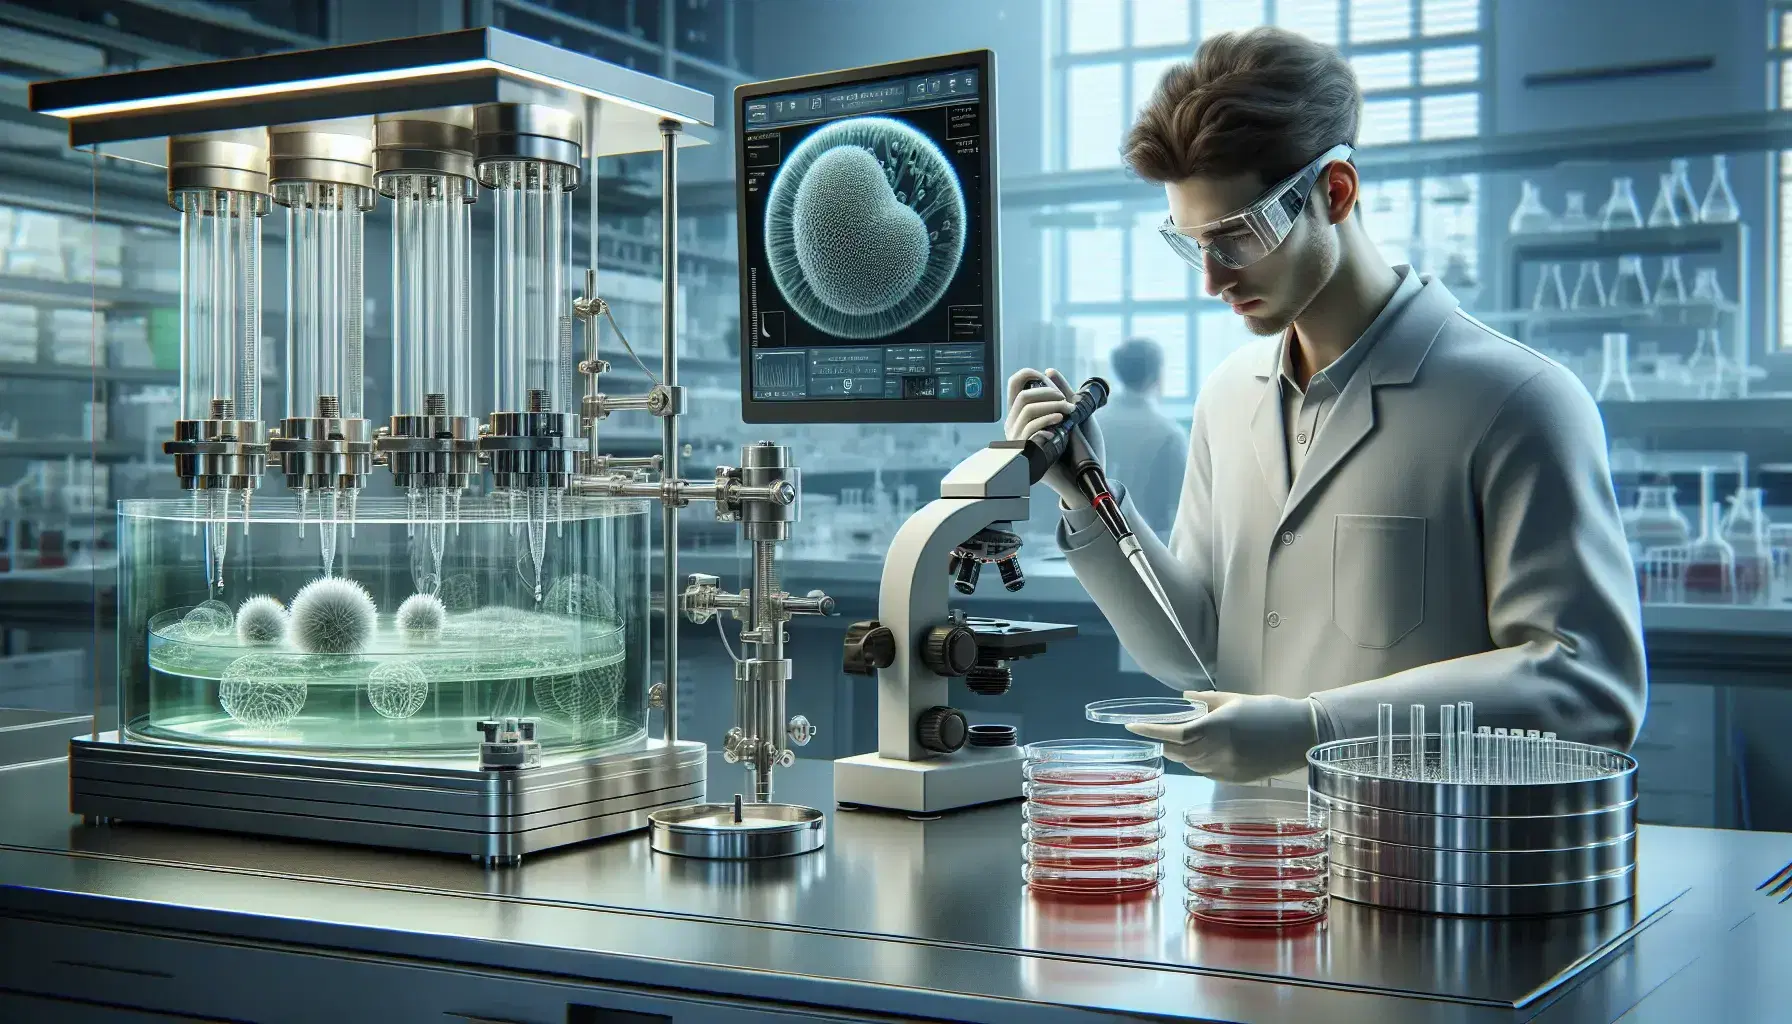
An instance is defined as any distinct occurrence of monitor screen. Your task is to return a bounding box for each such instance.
[735,51,998,423]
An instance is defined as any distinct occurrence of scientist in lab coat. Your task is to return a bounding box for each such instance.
[1096,338,1187,541]
[1007,27,1646,783]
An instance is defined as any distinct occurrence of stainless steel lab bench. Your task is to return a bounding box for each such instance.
[1,752,1788,1023]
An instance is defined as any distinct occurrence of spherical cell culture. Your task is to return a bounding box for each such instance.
[366,661,430,720]
[181,599,235,640]
[219,653,308,728]
[544,574,619,623]
[439,574,478,612]
[289,576,377,655]
[539,662,624,726]
[396,593,447,642]
[235,595,288,646]
[765,116,966,339]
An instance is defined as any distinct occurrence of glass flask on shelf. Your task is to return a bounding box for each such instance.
[1599,177,1644,230]
[1557,190,1596,232]
[1646,172,1680,228]
[1690,268,1726,305]
[1669,158,1700,224]
[1596,332,1635,401]
[1508,179,1555,234]
[1688,328,1733,399]
[1721,487,1772,606]
[1570,260,1607,308]
[1683,492,1736,605]
[1531,262,1568,311]
[1653,256,1687,305]
[1698,155,1740,224]
[1625,484,1691,603]
[1609,255,1650,307]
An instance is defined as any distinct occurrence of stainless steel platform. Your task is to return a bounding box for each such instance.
[68,732,707,863]
[3,754,1790,1022]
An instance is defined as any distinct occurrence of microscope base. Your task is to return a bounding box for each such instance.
[834,746,1023,813]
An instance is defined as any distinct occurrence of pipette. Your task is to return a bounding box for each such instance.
[1008,376,1217,691]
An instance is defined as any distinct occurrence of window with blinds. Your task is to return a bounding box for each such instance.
[1774,3,1792,349]
[1047,0,1486,395]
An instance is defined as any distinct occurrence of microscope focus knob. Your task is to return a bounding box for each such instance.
[923,625,979,677]
[842,621,896,676]
[916,705,969,754]
[965,661,1013,696]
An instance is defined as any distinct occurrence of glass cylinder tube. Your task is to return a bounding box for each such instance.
[489,159,574,414]
[177,188,264,423]
[388,172,474,416]
[280,179,372,420]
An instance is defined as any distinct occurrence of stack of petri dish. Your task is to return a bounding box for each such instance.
[1183,800,1331,927]
[1021,738,1167,897]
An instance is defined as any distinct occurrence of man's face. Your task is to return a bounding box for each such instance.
[1165,170,1340,337]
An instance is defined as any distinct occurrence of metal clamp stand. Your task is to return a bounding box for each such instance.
[834,445,1077,814]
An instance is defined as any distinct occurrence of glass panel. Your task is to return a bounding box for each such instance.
[1132,56,1181,116]
[1067,226,1125,303]
[1420,92,1480,139]
[1277,0,1342,46]
[1065,314,1125,382]
[1352,51,1416,92]
[1129,312,1191,398]
[1200,0,1266,39]
[1781,174,1792,348]
[1360,97,1415,145]
[1421,0,1480,36]
[1350,0,1414,43]
[1359,178,1416,268]
[1131,211,1188,301]
[1066,0,1125,52]
[1421,44,1480,85]
[1067,63,1125,169]
[1130,0,1191,46]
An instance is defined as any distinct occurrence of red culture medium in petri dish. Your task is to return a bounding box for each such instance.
[1023,806,1166,829]
[1026,764,1163,786]
[1022,822,1165,850]
[1024,841,1164,872]
[1024,862,1164,895]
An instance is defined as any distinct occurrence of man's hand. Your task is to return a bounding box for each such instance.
[1004,367,1106,509]
[1125,692,1319,782]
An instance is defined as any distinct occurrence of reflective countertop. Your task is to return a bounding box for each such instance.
[2,753,1789,1022]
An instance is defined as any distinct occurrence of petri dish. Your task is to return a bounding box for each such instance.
[1086,696,1209,725]
[1024,841,1163,872]
[1023,760,1163,787]
[1185,885,1328,928]
[1023,798,1164,830]
[1023,820,1164,850]
[1023,737,1163,765]
[1024,861,1164,896]
[1184,799,1329,854]
[1185,848,1329,888]
[1023,779,1165,809]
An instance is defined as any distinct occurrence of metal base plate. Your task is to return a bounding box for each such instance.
[648,802,825,859]
[834,745,1022,813]
[69,733,706,862]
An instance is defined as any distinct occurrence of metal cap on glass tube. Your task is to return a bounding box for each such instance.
[373,111,477,196]
[472,103,583,187]
[268,124,377,204]
[166,130,269,202]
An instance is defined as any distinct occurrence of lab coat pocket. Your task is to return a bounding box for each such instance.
[1332,515,1426,649]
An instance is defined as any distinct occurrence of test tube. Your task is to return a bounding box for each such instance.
[1377,703,1394,777]
[1526,730,1541,784]
[1438,704,1457,783]
[1494,728,1508,782]
[1409,704,1426,779]
[1542,732,1557,782]
[1476,726,1490,782]
[1457,702,1474,781]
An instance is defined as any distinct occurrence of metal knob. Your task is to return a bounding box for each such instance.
[965,661,1012,696]
[916,705,969,754]
[841,621,896,676]
[922,624,979,678]
[787,715,816,746]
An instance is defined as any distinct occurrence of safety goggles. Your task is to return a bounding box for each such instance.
[1157,143,1355,270]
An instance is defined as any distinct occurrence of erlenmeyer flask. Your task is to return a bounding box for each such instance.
[1646,172,1680,228]
[1600,177,1644,230]
[1699,154,1740,224]
[1689,328,1731,399]
[1570,260,1607,308]
[1653,255,1687,305]
[1596,332,1635,401]
[1684,488,1735,604]
[1628,483,1691,603]
[1509,179,1555,234]
[1721,487,1771,605]
[1609,255,1650,307]
[1531,262,1568,311]
[1690,268,1726,305]
[1669,159,1700,223]
[1557,190,1596,232]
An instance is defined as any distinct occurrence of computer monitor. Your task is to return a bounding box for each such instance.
[735,50,998,424]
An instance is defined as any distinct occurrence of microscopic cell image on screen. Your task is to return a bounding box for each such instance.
[764,116,966,339]
[738,54,995,422]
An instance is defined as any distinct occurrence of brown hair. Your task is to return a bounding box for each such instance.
[1124,27,1360,186]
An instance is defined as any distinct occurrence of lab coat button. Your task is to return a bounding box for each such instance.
[1266,612,1281,628]
[1296,432,1308,445]
[1281,531,1294,546]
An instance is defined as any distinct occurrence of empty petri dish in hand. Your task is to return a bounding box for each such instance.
[1085,696,1209,725]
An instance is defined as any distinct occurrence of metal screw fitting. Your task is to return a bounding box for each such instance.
[787,715,816,747]
[648,682,667,709]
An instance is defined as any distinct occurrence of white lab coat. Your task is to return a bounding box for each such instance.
[1059,273,1647,749]
[1094,390,1187,540]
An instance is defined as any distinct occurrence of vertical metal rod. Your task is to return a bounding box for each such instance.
[1377,703,1393,777]
[660,119,682,746]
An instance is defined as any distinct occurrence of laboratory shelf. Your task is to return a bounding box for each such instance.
[1473,304,1737,329]
[1503,222,1742,262]
[0,275,176,310]
[1596,396,1792,434]
[0,361,176,385]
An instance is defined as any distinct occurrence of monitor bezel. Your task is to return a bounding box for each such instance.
[734,48,999,424]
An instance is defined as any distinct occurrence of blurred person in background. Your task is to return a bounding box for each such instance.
[1097,338,1187,542]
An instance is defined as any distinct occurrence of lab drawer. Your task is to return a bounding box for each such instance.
[0,916,950,1024]
[0,991,225,1022]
